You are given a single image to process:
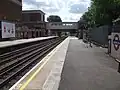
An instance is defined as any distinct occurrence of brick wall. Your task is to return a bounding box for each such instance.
[0,0,22,21]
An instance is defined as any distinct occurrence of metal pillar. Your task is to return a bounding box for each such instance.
[118,63,120,73]
[108,39,111,54]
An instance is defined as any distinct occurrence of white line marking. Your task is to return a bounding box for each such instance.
[42,38,70,90]
[9,37,69,90]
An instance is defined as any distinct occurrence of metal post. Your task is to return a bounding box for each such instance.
[110,39,111,53]
[107,39,111,54]
[118,63,120,73]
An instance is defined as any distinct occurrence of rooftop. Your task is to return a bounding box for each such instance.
[10,0,22,6]
[22,10,45,15]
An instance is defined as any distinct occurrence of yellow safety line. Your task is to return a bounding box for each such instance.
[19,37,68,90]
[20,50,56,90]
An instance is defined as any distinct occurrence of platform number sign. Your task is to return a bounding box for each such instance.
[113,34,120,51]
[1,21,15,38]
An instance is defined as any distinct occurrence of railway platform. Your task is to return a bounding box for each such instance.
[10,37,120,90]
[0,36,57,48]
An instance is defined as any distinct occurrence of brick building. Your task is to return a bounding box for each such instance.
[0,0,22,22]
[22,10,45,22]
[0,0,22,40]
[16,10,47,38]
[0,1,47,39]
[22,10,45,29]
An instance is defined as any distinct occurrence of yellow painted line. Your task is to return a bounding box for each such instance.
[18,37,68,90]
[19,38,66,90]
[9,37,68,90]
[20,49,56,90]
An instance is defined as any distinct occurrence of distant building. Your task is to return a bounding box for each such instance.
[0,0,22,40]
[22,10,45,29]
[16,10,47,39]
[22,10,45,22]
[0,0,22,22]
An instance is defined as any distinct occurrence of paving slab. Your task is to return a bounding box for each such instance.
[58,39,120,90]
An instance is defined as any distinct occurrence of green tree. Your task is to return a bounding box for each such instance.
[81,0,120,27]
[47,15,62,22]
[47,15,62,37]
[92,0,120,25]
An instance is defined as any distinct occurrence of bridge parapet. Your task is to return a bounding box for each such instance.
[46,22,78,30]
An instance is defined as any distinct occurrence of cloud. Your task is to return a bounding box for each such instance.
[80,0,90,2]
[23,0,90,22]
[69,3,88,14]
[23,0,63,13]
[69,14,82,21]
[23,3,37,10]
[42,7,60,13]
[23,0,46,7]
[64,17,69,20]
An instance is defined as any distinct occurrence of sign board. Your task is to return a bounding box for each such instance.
[1,21,15,38]
[111,33,120,61]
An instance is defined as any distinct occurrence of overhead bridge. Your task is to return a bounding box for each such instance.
[46,22,78,30]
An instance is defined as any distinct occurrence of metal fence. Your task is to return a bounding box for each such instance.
[90,25,111,47]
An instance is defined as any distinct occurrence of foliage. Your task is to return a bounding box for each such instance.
[47,15,62,22]
[80,0,120,27]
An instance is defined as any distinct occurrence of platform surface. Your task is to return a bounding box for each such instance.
[58,39,120,90]
[9,37,69,90]
[10,37,120,90]
[0,36,56,48]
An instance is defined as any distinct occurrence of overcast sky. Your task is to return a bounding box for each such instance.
[22,0,91,22]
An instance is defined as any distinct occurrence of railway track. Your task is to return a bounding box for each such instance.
[0,37,66,90]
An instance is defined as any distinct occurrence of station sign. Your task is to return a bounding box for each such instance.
[113,34,120,51]
[1,21,15,38]
[111,33,120,62]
